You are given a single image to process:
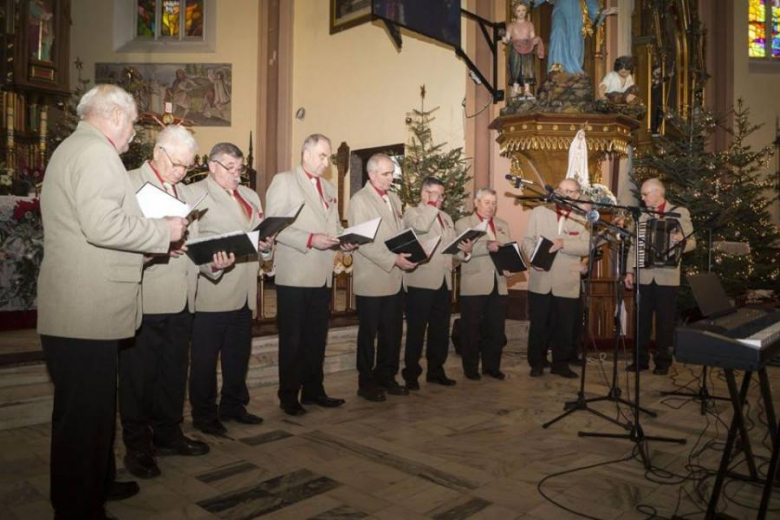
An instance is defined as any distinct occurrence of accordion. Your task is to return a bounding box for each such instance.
[637,218,682,268]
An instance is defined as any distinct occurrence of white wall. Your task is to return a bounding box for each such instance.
[290,0,468,194]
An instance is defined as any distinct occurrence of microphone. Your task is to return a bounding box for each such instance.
[504,174,535,188]
[586,209,600,223]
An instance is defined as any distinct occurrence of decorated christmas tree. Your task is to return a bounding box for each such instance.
[396,86,471,219]
[635,100,779,308]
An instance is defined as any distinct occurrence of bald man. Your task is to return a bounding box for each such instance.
[625,178,695,375]
[348,153,416,402]
[521,178,590,379]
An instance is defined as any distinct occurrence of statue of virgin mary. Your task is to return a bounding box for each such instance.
[565,129,590,188]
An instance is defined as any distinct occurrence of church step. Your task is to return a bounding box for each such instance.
[0,319,529,431]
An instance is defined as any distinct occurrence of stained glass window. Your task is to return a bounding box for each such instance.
[136,0,156,38]
[772,2,780,58]
[750,0,780,59]
[161,0,180,38]
[136,0,204,41]
[749,0,766,57]
[185,0,204,37]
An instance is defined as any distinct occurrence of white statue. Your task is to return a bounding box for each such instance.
[566,130,590,188]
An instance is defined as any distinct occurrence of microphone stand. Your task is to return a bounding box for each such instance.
[578,202,686,469]
[582,229,658,419]
[510,188,631,431]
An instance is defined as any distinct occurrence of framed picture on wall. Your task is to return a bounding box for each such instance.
[330,0,372,34]
[95,62,232,127]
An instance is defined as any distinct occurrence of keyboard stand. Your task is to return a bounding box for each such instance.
[706,368,775,519]
[660,365,730,415]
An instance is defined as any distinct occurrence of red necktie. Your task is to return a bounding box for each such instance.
[315,177,329,209]
[305,170,329,209]
[556,206,571,222]
[233,190,253,220]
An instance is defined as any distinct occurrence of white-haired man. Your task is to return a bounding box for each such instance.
[349,153,417,402]
[37,84,188,519]
[522,178,590,379]
[188,143,273,436]
[266,134,356,415]
[455,188,512,381]
[119,126,235,479]
[625,178,695,375]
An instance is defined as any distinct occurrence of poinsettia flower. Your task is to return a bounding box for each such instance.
[13,198,41,222]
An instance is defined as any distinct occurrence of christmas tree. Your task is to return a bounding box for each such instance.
[635,100,779,308]
[396,85,471,219]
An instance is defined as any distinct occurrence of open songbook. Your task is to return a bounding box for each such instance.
[136,182,207,219]
[530,236,558,271]
[254,203,304,241]
[489,241,527,273]
[185,230,260,265]
[385,228,441,264]
[441,220,488,255]
[337,217,381,245]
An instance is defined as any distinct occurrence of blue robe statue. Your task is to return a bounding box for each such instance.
[536,0,605,75]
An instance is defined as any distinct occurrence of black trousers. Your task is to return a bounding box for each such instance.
[402,283,451,382]
[275,285,331,405]
[119,308,192,451]
[356,291,403,389]
[41,335,118,520]
[459,285,507,375]
[189,305,252,421]
[637,281,678,368]
[570,293,585,360]
[528,291,578,370]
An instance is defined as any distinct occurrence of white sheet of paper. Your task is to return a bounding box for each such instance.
[340,217,381,240]
[247,231,260,252]
[615,301,627,336]
[136,182,191,219]
[531,236,546,260]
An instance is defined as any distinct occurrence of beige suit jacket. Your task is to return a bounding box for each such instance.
[128,162,200,315]
[37,121,171,340]
[190,176,267,317]
[627,204,695,286]
[455,213,512,296]
[348,183,404,297]
[521,205,591,298]
[265,166,342,288]
[402,203,461,291]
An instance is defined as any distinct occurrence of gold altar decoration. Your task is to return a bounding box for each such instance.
[490,113,640,188]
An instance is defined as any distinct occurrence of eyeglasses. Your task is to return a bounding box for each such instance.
[160,147,192,171]
[212,159,246,175]
[561,189,581,195]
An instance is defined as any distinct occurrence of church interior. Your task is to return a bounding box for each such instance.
[1,0,780,519]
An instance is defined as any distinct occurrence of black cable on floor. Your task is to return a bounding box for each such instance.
[536,449,638,520]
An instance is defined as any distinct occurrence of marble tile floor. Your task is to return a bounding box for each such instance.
[1,344,778,520]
